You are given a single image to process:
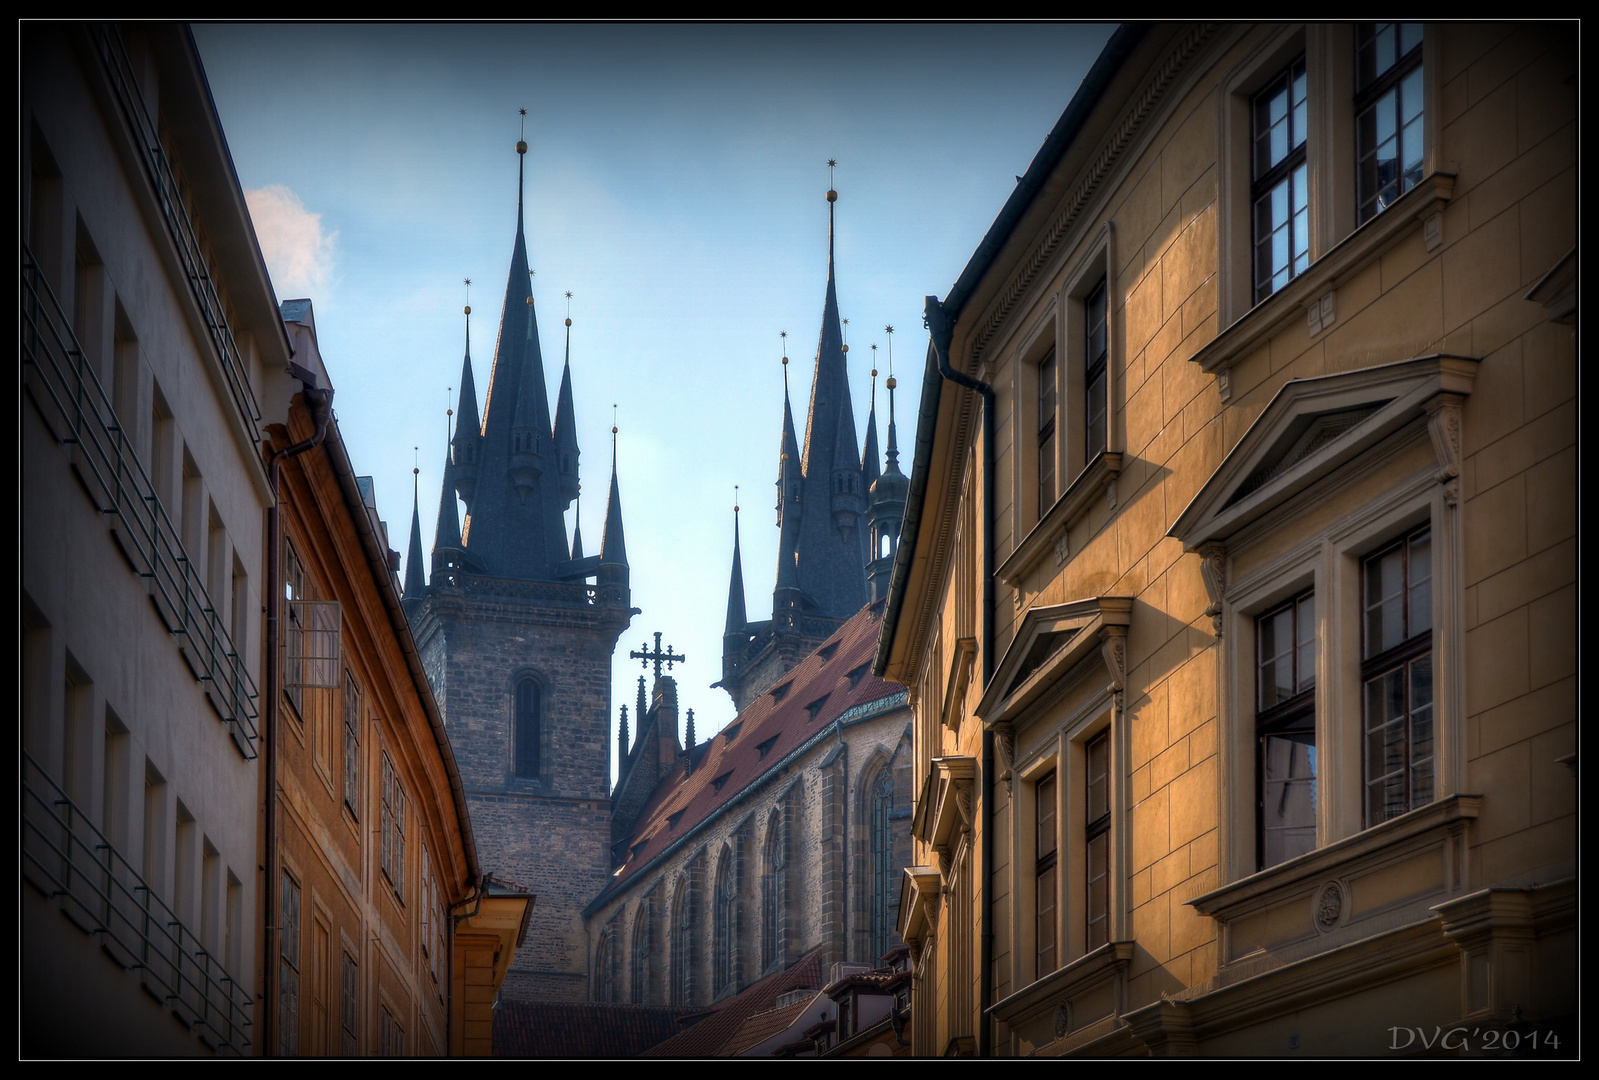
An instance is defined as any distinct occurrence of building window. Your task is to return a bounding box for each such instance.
[1037,348,1057,517]
[379,1005,403,1057]
[596,929,615,1002]
[1084,280,1108,460]
[1085,732,1110,952]
[761,813,780,972]
[381,753,406,901]
[343,672,360,820]
[631,900,654,1004]
[870,768,895,962]
[1035,770,1058,978]
[672,876,693,1006]
[340,950,358,1056]
[279,870,301,1057]
[514,677,540,779]
[1252,56,1309,302]
[712,847,735,994]
[284,541,305,719]
[1257,590,1318,869]
[1362,526,1433,824]
[1355,23,1424,225]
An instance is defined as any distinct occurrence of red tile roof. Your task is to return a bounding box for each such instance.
[596,601,904,903]
[641,949,826,1058]
[492,1001,682,1059]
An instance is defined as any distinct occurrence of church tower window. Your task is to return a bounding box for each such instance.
[514,677,540,779]
[712,847,734,995]
[870,767,895,961]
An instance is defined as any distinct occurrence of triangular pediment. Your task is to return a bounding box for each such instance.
[976,597,1132,727]
[1170,355,1479,549]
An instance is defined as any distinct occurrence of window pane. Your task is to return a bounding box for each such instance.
[1262,729,1317,867]
[1086,832,1108,951]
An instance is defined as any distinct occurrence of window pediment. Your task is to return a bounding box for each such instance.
[1170,354,1479,550]
[975,597,1133,728]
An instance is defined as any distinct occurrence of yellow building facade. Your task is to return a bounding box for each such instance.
[879,22,1574,1057]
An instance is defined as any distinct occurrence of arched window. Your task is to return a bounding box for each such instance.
[712,847,734,995]
[760,813,780,972]
[671,876,693,1006]
[514,677,540,778]
[870,767,896,962]
[630,901,652,1004]
[595,929,614,1002]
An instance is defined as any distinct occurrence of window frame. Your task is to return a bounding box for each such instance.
[1354,22,1426,226]
[1254,588,1319,870]
[1359,524,1434,825]
[279,867,302,1057]
[513,674,541,780]
[1249,54,1310,304]
[1033,769,1058,979]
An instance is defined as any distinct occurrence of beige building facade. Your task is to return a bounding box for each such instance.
[878,22,1575,1057]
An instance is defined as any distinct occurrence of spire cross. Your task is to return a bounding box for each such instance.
[630,631,687,678]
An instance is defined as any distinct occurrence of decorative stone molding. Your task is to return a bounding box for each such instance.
[898,866,943,950]
[1432,878,1575,1025]
[1123,999,1198,1057]
[1191,172,1456,376]
[1423,392,1465,507]
[999,453,1123,588]
[988,941,1135,1056]
[1198,541,1227,637]
[976,597,1133,728]
[1306,290,1335,336]
[1314,880,1345,932]
[1100,627,1126,712]
[995,724,1016,795]
[928,756,978,857]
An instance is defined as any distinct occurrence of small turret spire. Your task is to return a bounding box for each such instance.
[685,708,696,750]
[618,703,629,762]
[552,291,580,509]
[599,410,629,586]
[861,349,881,489]
[724,493,747,636]
[404,461,426,601]
[637,676,647,725]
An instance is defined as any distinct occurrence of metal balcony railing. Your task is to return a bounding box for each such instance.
[22,246,260,756]
[22,751,254,1056]
[88,22,263,436]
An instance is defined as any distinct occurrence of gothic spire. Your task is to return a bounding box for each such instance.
[618,703,630,762]
[552,299,580,509]
[599,424,628,571]
[861,358,881,490]
[404,466,426,601]
[724,500,747,636]
[570,492,585,562]
[434,439,463,552]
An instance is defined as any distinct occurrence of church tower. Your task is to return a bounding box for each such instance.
[405,131,633,1002]
[717,181,902,712]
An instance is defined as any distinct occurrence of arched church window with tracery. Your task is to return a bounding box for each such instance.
[870,766,895,961]
[630,900,653,1004]
[514,677,540,778]
[760,813,780,972]
[595,928,615,1002]
[672,875,693,1006]
[712,846,734,995]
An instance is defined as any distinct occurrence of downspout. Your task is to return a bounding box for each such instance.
[923,295,995,1057]
[261,382,332,1057]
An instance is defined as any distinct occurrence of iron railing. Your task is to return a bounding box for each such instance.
[22,751,253,1055]
[88,23,263,435]
[22,246,260,755]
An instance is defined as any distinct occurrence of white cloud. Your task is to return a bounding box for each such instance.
[245,184,336,301]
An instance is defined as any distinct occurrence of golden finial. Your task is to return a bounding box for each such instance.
[871,343,878,378]
[612,403,618,436]
[517,108,528,155]
[565,290,573,327]
[734,484,740,515]
[780,330,788,365]
[841,317,849,354]
[464,277,472,315]
[826,158,838,202]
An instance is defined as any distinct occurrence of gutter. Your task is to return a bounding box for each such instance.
[871,25,1145,1057]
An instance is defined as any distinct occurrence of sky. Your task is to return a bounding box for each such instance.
[192,22,1114,762]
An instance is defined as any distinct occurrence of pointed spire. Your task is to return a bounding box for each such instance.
[618,703,630,762]
[404,465,426,600]
[861,353,882,489]
[570,491,585,562]
[724,497,747,636]
[600,420,628,570]
[451,297,482,511]
[434,441,463,552]
[637,676,647,724]
[552,294,580,509]
[685,708,696,750]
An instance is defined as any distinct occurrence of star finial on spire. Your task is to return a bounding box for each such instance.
[735,484,740,515]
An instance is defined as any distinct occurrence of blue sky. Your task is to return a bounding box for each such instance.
[193,22,1114,752]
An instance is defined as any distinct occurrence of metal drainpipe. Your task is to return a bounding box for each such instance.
[261,385,332,1057]
[924,296,995,1057]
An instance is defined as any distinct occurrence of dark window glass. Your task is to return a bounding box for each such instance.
[1035,771,1057,977]
[1038,348,1057,516]
[340,952,357,1056]
[515,678,540,778]
[1252,56,1310,302]
[871,769,895,962]
[1085,282,1109,459]
[1356,23,1424,224]
[1362,527,1433,823]
[280,871,301,1057]
[1085,733,1110,951]
[1257,590,1318,869]
[343,672,360,820]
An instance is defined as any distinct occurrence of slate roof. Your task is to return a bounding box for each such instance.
[641,949,826,1058]
[596,600,905,903]
[492,1001,681,1059]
